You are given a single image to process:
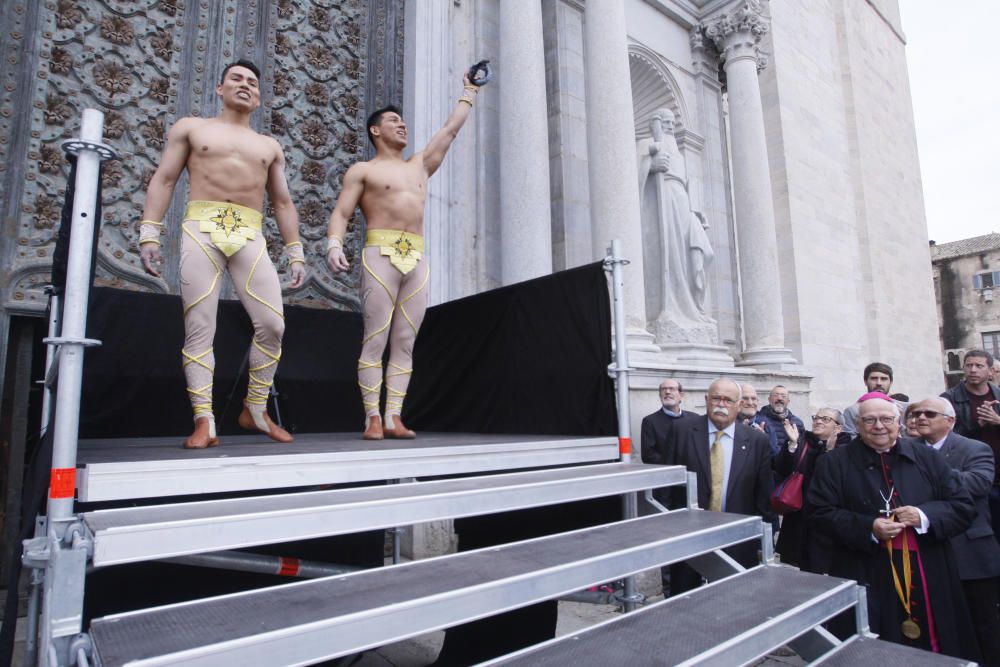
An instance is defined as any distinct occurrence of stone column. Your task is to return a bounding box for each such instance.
[704,1,796,366]
[499,0,553,284]
[583,0,657,352]
[404,2,453,305]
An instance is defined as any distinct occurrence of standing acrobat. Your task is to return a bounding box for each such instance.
[139,59,306,448]
[326,73,481,440]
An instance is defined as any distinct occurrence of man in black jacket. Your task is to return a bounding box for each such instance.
[755,384,805,457]
[941,349,1000,546]
[640,378,697,466]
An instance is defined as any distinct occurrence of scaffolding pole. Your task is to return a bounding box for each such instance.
[29,109,116,667]
[162,550,364,579]
[604,239,642,613]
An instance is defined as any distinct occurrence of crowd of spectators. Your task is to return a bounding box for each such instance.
[640,355,1000,664]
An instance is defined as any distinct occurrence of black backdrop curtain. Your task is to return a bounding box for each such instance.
[69,261,620,644]
[80,261,617,438]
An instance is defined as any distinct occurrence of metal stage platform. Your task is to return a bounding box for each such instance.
[75,432,619,501]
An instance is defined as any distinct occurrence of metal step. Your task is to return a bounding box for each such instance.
[83,463,686,567]
[76,432,619,501]
[482,565,859,666]
[89,509,763,667]
[813,635,977,666]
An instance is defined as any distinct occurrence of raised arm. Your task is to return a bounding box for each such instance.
[325,163,366,273]
[266,140,305,289]
[139,118,195,277]
[420,75,480,177]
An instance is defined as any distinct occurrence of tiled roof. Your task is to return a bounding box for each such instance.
[930,233,1000,261]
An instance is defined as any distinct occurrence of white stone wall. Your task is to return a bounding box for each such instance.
[835,0,941,402]
[757,0,941,407]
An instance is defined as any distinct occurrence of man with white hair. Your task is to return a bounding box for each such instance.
[909,396,1000,663]
[809,393,978,659]
[664,377,773,594]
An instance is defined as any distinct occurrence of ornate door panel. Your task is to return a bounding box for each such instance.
[0,0,404,313]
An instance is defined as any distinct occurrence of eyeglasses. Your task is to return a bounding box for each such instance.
[708,395,737,405]
[908,410,944,420]
[859,416,898,426]
[811,415,835,423]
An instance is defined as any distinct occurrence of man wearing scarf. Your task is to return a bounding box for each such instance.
[808,392,979,660]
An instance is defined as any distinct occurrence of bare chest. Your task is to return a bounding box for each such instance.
[187,126,273,169]
[364,162,427,197]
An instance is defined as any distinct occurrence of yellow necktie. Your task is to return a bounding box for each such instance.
[709,429,725,511]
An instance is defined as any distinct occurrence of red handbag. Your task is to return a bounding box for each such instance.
[770,440,810,515]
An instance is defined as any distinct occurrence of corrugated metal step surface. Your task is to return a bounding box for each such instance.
[814,635,977,667]
[83,462,687,567]
[483,566,859,666]
[89,509,763,667]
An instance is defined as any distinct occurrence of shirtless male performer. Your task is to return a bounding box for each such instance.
[326,73,481,440]
[139,59,306,449]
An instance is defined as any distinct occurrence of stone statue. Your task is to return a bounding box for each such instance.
[637,108,718,345]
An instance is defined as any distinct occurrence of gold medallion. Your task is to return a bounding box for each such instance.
[901,618,921,640]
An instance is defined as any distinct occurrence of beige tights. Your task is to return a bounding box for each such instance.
[358,247,429,420]
[179,220,285,430]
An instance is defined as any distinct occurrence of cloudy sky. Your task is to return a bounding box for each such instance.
[901,0,1000,244]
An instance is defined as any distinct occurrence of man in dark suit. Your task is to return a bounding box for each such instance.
[665,377,774,594]
[640,378,697,466]
[911,397,1000,664]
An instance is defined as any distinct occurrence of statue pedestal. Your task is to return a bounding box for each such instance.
[660,343,734,368]
[736,346,799,369]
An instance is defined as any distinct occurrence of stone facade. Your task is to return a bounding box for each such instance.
[931,233,1000,386]
[0,0,941,429]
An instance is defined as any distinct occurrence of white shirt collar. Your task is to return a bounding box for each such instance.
[708,420,737,439]
[926,435,947,450]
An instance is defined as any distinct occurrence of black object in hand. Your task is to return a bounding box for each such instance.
[467,60,492,86]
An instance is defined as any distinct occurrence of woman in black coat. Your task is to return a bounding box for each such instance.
[773,407,851,569]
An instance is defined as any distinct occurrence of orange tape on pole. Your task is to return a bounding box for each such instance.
[619,437,632,455]
[49,468,76,499]
[278,557,301,577]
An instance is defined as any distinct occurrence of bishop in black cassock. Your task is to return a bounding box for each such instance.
[807,393,979,661]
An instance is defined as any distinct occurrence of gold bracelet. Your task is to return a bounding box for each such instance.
[458,96,474,107]
[139,239,162,246]
[140,219,163,226]
[463,85,480,93]
[284,241,303,248]
[289,258,306,265]
[327,236,344,253]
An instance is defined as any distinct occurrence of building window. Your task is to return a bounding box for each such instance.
[983,332,1000,359]
[973,271,1000,288]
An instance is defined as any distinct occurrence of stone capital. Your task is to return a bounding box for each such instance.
[701,1,769,70]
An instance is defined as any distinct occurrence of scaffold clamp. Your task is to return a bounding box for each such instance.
[60,138,119,161]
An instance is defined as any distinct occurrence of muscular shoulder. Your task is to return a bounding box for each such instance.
[167,116,206,139]
[263,134,285,160]
[343,160,373,183]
